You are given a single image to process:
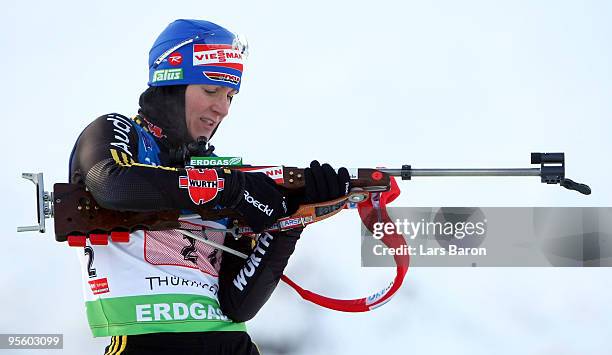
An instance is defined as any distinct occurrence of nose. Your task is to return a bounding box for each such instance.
[210,95,230,119]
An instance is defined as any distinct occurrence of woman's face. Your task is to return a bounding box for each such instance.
[184,84,236,140]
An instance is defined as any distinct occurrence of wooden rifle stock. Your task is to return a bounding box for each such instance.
[52,166,390,244]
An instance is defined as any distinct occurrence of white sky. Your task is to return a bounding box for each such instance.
[2,1,611,354]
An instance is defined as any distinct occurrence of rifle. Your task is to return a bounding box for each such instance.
[16,151,592,312]
[18,152,590,251]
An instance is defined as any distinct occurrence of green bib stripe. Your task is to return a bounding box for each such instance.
[86,293,246,337]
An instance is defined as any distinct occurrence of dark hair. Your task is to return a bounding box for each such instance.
[138,85,191,148]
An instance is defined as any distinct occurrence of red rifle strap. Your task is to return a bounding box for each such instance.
[281,177,410,312]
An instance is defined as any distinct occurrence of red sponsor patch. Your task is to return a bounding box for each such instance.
[179,168,225,205]
[89,278,110,295]
[148,124,164,138]
[142,116,165,138]
[238,166,284,183]
[203,71,241,85]
[168,52,183,66]
[193,44,243,71]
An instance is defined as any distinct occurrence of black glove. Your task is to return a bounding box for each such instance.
[304,160,351,203]
[218,169,288,233]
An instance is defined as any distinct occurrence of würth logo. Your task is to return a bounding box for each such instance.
[179,168,225,205]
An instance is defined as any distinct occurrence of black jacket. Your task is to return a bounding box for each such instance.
[70,87,299,354]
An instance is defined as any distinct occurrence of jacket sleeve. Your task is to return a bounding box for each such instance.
[217,229,301,322]
[70,113,210,211]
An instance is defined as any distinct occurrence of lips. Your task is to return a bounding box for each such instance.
[200,117,216,126]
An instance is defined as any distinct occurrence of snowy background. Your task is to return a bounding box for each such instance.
[2,0,612,354]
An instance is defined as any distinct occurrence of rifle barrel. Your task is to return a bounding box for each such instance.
[378,167,541,177]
